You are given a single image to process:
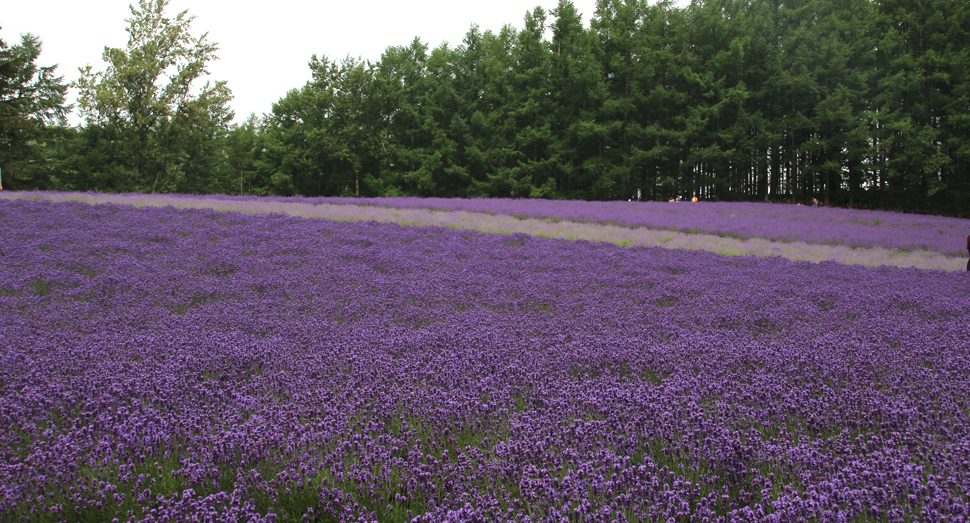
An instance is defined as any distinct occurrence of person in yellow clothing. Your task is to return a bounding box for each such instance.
[691,195,698,202]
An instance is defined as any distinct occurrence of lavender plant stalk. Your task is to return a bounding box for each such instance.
[1,199,968,522]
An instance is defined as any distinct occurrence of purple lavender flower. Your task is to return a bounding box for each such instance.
[1,198,968,522]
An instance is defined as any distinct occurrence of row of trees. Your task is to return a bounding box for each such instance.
[3,0,970,215]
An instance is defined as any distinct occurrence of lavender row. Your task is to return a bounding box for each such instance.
[1,199,969,522]
[9,191,970,255]
[3,192,965,271]
[15,191,970,256]
[317,197,970,256]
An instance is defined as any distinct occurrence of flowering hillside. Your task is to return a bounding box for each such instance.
[1,199,968,522]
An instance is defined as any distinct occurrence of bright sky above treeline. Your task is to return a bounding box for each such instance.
[4,0,614,125]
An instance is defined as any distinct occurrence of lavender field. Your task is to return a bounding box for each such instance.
[4,192,967,271]
[1,199,969,522]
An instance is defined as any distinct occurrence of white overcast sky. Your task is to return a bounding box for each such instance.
[3,0,607,125]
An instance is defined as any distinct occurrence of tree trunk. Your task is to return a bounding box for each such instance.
[848,161,855,209]
[824,168,830,207]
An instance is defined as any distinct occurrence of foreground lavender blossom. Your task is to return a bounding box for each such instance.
[2,199,969,522]
[3,192,966,271]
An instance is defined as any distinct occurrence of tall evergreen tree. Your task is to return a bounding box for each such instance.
[549,0,604,199]
[376,38,436,195]
[0,32,70,190]
[591,0,646,200]
[480,7,557,198]
[872,0,970,213]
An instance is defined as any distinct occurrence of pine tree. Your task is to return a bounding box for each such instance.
[0,32,70,190]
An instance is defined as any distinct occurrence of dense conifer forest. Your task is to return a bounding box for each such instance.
[2,0,969,216]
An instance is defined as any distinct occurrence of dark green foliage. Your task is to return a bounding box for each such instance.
[71,0,234,194]
[869,0,970,215]
[0,32,70,190]
[37,0,970,216]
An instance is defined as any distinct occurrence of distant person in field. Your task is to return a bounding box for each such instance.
[966,234,969,272]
